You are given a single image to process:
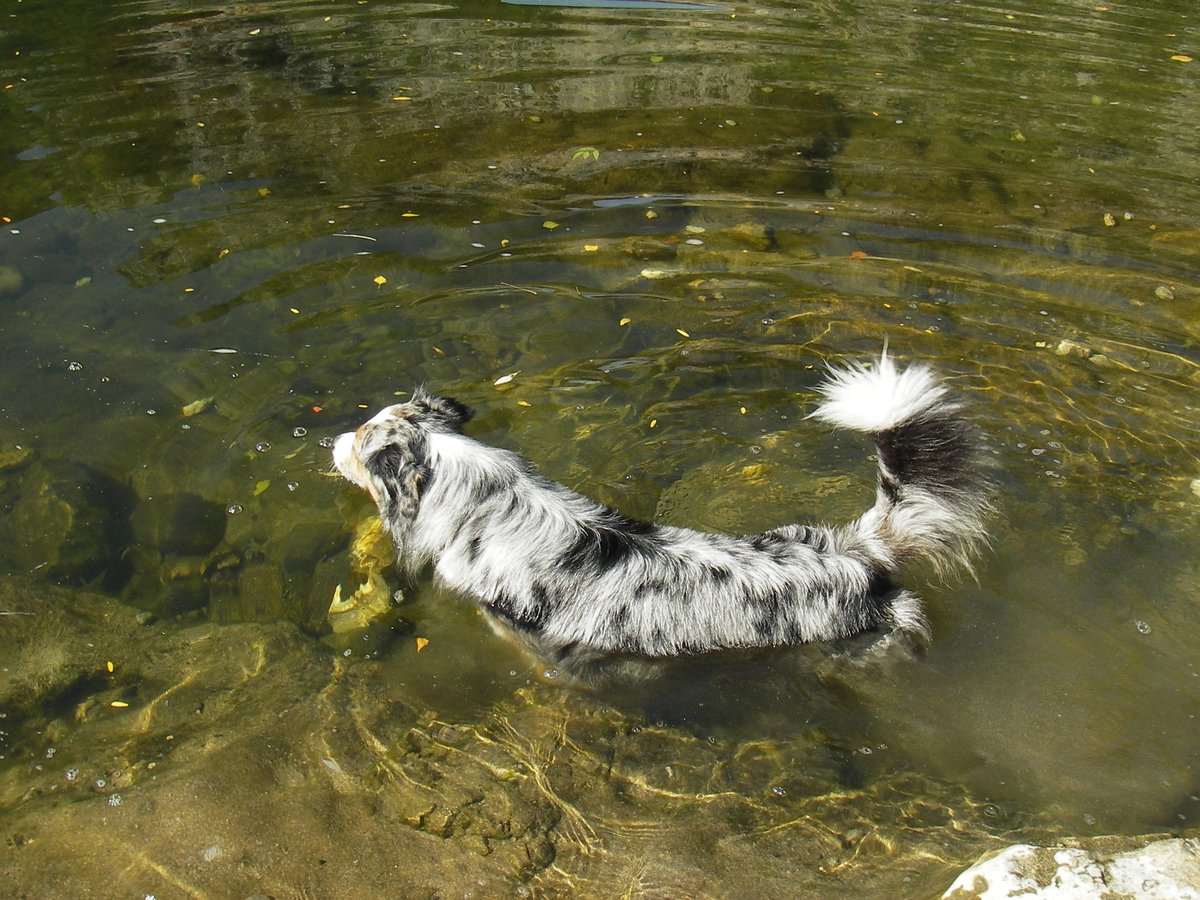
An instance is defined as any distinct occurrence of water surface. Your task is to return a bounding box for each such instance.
[1,0,1199,895]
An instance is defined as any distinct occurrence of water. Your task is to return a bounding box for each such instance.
[2,0,1199,894]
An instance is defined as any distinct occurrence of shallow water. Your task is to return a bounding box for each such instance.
[2,0,1199,894]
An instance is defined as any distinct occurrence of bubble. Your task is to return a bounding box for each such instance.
[983,803,999,818]
[254,441,272,453]
[292,426,308,438]
[1135,620,1152,635]
[318,436,334,448]
[67,361,83,372]
[65,768,79,782]
[770,785,787,797]
[108,793,122,807]
[226,503,243,515]
[542,667,560,680]
[286,481,299,492]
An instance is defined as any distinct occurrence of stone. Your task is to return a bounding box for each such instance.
[943,838,1200,899]
[1054,339,1093,359]
[130,491,227,557]
[0,460,132,587]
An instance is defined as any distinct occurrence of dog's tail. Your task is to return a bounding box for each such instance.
[810,349,992,583]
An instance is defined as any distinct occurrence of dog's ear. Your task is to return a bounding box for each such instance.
[411,385,474,430]
[365,438,429,558]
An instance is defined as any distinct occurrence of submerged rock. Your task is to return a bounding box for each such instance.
[130,491,227,557]
[0,460,132,587]
[944,838,1200,899]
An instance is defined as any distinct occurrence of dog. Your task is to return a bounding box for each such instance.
[332,351,991,671]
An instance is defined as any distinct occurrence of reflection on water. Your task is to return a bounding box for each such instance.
[2,0,1199,893]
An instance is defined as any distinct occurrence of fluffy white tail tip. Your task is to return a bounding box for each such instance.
[810,350,951,433]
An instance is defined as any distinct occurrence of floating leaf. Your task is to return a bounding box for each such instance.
[1169,54,1193,62]
[494,371,519,386]
[583,244,599,252]
[253,479,271,496]
[110,700,129,709]
[619,317,632,327]
[848,250,869,259]
[517,400,532,408]
[571,146,600,162]
[415,637,430,652]
[676,328,691,338]
[649,54,664,63]
[543,220,559,230]
[374,275,388,285]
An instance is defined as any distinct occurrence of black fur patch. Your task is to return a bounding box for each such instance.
[876,410,977,496]
[746,586,790,638]
[560,509,655,571]
[706,564,733,584]
[465,535,483,564]
[367,440,427,520]
[489,591,548,634]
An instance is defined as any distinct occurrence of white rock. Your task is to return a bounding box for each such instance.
[943,838,1200,899]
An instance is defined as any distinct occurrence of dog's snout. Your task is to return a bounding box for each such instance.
[332,431,357,481]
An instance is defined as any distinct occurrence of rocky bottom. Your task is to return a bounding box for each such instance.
[0,577,1192,898]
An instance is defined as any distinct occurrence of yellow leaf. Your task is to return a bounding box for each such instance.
[517,400,532,408]
[649,418,658,428]
[543,220,559,230]
[254,479,271,496]
[106,660,115,673]
[676,328,690,338]
[374,275,388,285]
[110,700,129,709]
[583,244,599,252]
[619,317,632,326]
[1170,54,1193,62]
[415,637,430,652]
[401,211,420,217]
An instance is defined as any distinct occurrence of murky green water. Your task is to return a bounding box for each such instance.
[2,0,1199,895]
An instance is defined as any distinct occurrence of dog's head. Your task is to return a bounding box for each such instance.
[332,387,474,546]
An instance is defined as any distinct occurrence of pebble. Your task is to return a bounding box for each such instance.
[1055,339,1092,359]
